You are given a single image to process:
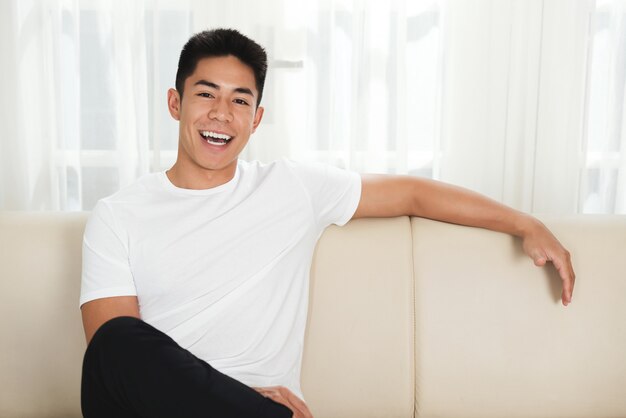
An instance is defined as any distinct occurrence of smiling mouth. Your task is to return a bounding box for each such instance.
[199,130,233,146]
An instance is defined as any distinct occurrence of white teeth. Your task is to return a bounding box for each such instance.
[206,138,227,146]
[200,131,232,141]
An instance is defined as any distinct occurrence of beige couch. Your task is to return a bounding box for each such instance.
[1,212,625,418]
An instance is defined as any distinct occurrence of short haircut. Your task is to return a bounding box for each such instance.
[175,28,268,107]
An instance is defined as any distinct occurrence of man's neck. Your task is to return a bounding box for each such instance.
[165,162,237,190]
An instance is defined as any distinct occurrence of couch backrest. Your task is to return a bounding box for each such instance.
[0,213,416,418]
[302,217,415,418]
[411,216,626,418]
[0,212,88,418]
[1,212,626,418]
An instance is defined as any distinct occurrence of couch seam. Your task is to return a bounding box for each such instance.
[409,216,418,418]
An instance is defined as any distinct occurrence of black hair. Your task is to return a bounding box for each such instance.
[175,28,268,107]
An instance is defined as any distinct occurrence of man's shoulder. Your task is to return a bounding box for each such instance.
[95,171,164,208]
[87,171,172,232]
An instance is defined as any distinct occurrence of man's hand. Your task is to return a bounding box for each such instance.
[253,386,313,418]
[520,216,575,306]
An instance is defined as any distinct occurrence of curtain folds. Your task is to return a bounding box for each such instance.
[0,0,624,214]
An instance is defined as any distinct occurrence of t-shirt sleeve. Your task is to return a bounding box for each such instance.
[285,159,362,228]
[80,200,137,307]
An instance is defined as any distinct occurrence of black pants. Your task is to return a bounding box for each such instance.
[81,316,293,418]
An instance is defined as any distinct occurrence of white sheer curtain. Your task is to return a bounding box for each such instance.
[439,0,592,213]
[0,0,153,210]
[0,0,624,214]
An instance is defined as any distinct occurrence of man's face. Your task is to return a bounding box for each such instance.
[167,55,264,185]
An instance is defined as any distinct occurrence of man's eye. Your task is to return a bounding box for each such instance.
[198,92,213,98]
[234,98,249,105]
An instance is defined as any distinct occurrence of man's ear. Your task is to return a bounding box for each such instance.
[251,106,264,133]
[167,88,181,121]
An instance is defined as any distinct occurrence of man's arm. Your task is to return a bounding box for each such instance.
[353,174,575,306]
[81,296,141,345]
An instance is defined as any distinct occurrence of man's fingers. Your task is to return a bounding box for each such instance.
[551,253,575,306]
[528,248,547,267]
[279,387,314,418]
[267,391,298,416]
[561,271,575,306]
[253,386,313,418]
[530,245,575,306]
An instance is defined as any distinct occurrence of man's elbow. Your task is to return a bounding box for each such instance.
[81,296,140,345]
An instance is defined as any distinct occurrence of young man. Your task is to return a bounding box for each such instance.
[80,29,575,418]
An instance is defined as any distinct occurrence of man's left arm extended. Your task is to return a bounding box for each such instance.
[352,174,575,306]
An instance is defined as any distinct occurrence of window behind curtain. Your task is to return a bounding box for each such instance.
[3,0,625,214]
[581,0,626,214]
[58,2,190,210]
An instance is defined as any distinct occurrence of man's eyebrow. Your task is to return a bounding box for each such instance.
[193,80,255,97]
[194,80,219,90]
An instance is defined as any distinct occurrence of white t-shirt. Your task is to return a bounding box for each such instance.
[80,159,362,399]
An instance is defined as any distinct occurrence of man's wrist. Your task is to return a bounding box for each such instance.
[512,212,543,238]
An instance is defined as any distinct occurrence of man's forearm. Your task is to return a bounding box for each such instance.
[410,177,538,237]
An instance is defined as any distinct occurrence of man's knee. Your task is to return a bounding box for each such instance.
[81,317,145,418]
[92,316,142,345]
[84,316,146,363]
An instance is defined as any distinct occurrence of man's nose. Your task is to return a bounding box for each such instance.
[209,99,233,122]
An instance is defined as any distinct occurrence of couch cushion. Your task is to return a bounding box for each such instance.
[412,215,626,418]
[302,216,415,418]
[1,213,415,418]
[0,212,88,418]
